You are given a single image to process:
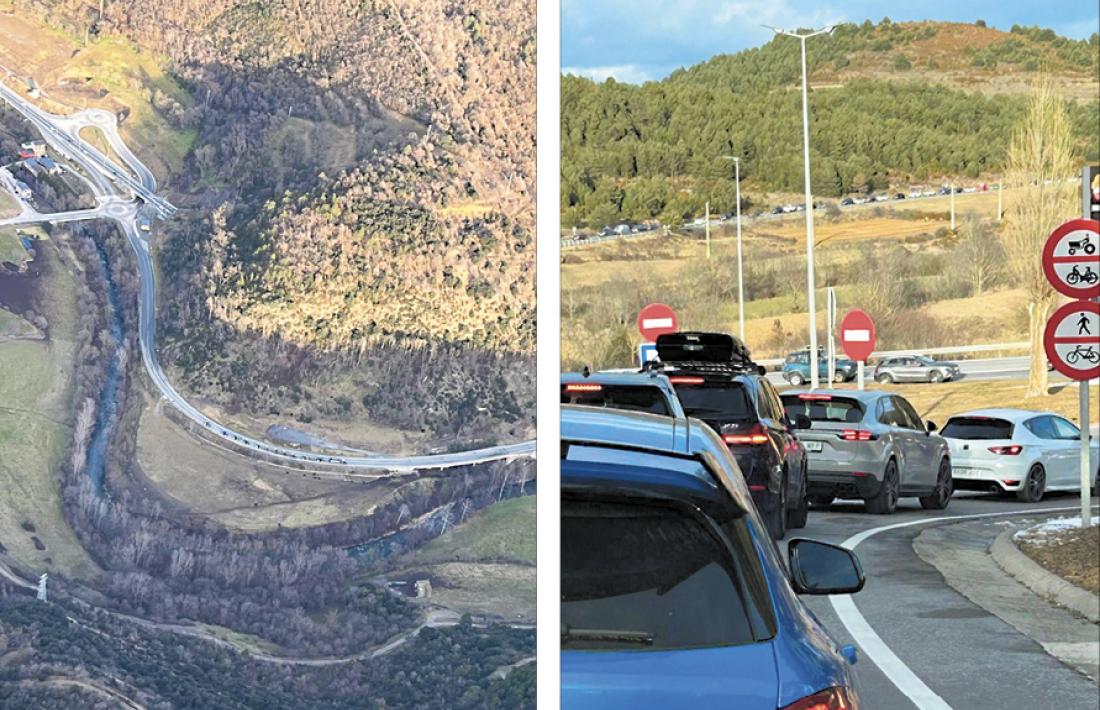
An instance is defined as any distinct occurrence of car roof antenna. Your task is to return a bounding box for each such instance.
[582,365,590,378]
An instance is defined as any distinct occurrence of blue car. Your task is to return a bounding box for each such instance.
[783,349,857,386]
[561,405,865,709]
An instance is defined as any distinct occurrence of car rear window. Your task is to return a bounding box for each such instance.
[781,394,864,423]
[561,497,765,651]
[941,417,1014,440]
[561,384,671,416]
[673,382,752,421]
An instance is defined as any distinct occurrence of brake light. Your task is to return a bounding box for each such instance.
[564,383,602,393]
[780,686,857,710]
[798,393,832,400]
[989,445,1022,455]
[724,423,769,445]
[668,376,704,385]
[840,429,874,441]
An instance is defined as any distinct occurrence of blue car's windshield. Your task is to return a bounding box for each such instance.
[561,496,771,651]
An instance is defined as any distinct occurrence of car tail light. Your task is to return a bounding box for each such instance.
[564,383,602,393]
[668,376,704,385]
[724,423,769,445]
[840,429,875,441]
[799,393,832,400]
[1002,479,1020,486]
[781,686,857,710]
[988,445,1022,455]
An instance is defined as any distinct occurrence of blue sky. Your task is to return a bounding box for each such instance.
[562,0,1100,83]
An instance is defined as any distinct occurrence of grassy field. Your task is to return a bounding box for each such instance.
[0,307,39,340]
[402,496,535,565]
[134,395,419,531]
[0,246,98,579]
[386,496,535,622]
[0,226,49,268]
[0,189,19,219]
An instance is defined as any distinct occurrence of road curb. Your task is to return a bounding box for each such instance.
[990,529,1100,624]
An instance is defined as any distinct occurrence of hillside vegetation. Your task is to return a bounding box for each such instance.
[562,20,1099,227]
[8,0,535,442]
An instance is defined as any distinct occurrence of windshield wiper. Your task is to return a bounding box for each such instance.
[561,625,654,645]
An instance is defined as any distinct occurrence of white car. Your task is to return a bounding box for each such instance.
[941,408,1099,502]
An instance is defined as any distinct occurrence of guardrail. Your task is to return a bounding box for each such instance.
[755,341,1030,367]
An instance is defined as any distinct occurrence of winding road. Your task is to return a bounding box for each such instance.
[0,79,535,474]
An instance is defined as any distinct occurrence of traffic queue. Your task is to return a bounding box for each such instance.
[559,329,1098,709]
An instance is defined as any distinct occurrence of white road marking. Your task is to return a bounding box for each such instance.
[829,504,1098,710]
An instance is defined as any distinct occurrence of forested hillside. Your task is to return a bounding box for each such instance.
[562,20,1099,227]
[9,0,535,442]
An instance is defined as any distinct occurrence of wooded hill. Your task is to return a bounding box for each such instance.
[562,20,1099,227]
[9,0,535,439]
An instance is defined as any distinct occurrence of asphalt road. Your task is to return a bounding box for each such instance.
[0,78,535,473]
[764,356,1094,387]
[792,493,1099,709]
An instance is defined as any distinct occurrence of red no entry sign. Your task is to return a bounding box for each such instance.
[839,309,876,361]
[1041,218,1100,299]
[1044,300,1100,381]
[637,303,678,342]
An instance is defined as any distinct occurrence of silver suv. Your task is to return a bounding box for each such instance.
[780,390,953,514]
[873,355,960,384]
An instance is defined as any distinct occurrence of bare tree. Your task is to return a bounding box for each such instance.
[955,216,1003,296]
[1001,76,1078,397]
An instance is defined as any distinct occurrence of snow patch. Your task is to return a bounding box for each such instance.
[1014,515,1099,545]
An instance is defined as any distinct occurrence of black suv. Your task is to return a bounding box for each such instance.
[648,332,811,539]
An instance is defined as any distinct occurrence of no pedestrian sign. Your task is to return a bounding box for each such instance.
[1044,300,1100,382]
[1041,218,1100,299]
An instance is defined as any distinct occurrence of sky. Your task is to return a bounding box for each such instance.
[561,0,1100,84]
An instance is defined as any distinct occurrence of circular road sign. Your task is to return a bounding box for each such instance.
[637,303,678,342]
[839,309,877,362]
[1044,300,1100,382]
[1041,218,1100,300]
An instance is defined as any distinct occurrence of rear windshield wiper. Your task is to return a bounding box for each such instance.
[561,625,654,645]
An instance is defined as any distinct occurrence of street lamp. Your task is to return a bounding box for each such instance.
[766,24,833,389]
[721,155,745,341]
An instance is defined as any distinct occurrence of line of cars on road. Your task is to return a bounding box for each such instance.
[564,331,1099,536]
[559,329,1098,708]
[779,347,960,386]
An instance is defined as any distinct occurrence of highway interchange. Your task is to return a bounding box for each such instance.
[0,79,535,474]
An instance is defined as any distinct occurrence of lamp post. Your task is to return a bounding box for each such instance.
[721,155,745,341]
[767,24,833,389]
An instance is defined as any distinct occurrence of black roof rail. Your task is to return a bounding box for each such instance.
[642,359,766,377]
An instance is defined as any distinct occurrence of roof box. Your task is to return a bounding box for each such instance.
[656,331,750,364]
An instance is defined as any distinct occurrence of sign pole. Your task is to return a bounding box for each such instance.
[826,288,836,388]
[705,201,711,260]
[857,361,865,391]
[1081,171,1093,528]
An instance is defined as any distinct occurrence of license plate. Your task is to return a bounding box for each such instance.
[804,441,823,453]
[953,467,977,476]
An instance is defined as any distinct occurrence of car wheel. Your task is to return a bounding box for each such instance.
[787,466,809,529]
[833,371,846,383]
[766,474,788,540]
[1017,464,1046,503]
[929,370,943,383]
[865,459,899,514]
[877,372,894,384]
[789,373,804,386]
[808,494,834,508]
[919,459,953,510]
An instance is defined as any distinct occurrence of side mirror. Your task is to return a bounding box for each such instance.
[794,413,812,430]
[788,539,865,595]
[926,421,938,434]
